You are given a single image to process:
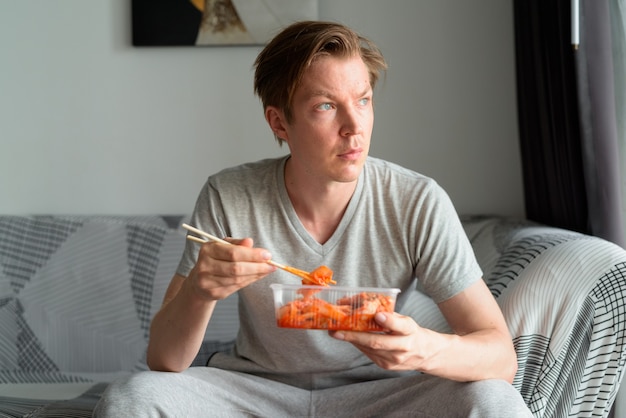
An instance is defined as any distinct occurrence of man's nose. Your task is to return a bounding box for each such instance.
[339,107,363,137]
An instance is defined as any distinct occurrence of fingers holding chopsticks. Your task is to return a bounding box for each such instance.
[185,231,276,300]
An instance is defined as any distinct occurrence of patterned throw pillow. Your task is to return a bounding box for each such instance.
[0,216,207,384]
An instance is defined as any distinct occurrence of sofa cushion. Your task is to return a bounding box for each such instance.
[0,216,201,384]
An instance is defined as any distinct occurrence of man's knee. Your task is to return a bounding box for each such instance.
[460,379,532,418]
[94,371,172,417]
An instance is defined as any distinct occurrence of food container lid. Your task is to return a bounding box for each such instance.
[270,283,401,294]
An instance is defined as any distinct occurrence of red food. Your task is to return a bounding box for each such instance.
[304,265,336,286]
[297,265,336,298]
[276,292,395,331]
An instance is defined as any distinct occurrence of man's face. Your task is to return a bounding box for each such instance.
[280,55,374,185]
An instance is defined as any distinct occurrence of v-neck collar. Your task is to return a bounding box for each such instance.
[276,156,365,256]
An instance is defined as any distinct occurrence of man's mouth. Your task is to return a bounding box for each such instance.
[338,148,363,160]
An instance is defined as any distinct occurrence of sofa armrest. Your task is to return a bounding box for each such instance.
[462,216,626,417]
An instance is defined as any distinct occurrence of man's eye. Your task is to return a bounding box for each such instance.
[359,98,370,106]
[317,103,332,111]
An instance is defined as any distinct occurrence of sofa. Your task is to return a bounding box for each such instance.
[0,215,625,417]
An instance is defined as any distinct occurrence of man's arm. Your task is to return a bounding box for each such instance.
[424,278,517,382]
[146,273,217,372]
[146,238,276,372]
[330,279,518,383]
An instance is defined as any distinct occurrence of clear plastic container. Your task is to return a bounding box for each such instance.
[270,284,401,331]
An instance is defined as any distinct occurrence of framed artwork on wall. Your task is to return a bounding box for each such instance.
[132,0,319,46]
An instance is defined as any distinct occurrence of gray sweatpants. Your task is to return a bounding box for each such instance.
[94,366,532,417]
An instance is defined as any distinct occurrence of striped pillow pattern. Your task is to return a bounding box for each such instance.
[0,215,188,383]
[462,216,626,417]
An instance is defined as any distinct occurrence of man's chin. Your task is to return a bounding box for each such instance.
[335,163,365,183]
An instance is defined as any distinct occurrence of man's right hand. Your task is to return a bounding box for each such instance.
[187,237,277,301]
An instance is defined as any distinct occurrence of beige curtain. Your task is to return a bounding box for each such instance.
[612,0,626,246]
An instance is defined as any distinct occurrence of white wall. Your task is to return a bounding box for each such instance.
[0,0,524,217]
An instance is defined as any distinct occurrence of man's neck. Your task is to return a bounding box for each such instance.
[284,163,358,244]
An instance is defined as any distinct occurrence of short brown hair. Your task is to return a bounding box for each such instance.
[253,21,387,143]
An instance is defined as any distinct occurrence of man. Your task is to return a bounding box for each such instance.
[95,21,531,417]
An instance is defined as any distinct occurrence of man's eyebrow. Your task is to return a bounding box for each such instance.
[304,89,333,99]
[304,87,373,100]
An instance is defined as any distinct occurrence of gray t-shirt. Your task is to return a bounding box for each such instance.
[177,156,482,376]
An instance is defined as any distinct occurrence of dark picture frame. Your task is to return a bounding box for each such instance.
[132,0,319,47]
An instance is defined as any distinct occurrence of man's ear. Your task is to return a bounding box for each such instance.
[265,106,289,142]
